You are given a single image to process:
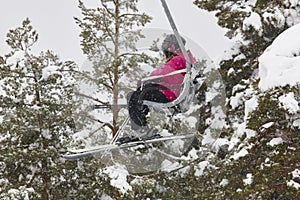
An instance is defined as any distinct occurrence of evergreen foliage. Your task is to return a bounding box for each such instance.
[80,1,300,197]
[2,0,300,198]
[74,0,155,137]
[0,18,113,200]
[193,0,300,140]
[109,0,300,198]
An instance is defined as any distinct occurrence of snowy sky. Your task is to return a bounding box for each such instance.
[0,0,230,66]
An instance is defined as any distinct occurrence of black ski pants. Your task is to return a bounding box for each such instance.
[128,84,169,129]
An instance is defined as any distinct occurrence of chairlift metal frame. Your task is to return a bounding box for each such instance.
[141,0,201,114]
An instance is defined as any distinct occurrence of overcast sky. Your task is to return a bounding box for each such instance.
[0,0,230,65]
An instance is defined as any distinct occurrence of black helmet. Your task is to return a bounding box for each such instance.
[161,34,186,54]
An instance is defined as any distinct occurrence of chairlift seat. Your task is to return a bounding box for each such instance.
[142,60,202,114]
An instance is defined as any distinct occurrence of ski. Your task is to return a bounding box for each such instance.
[63,133,194,160]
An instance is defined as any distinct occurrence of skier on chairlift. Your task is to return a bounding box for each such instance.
[64,0,200,159]
[125,34,195,141]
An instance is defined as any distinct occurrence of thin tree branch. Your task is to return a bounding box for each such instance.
[75,91,109,105]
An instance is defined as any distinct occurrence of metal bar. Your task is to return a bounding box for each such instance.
[111,116,130,144]
[141,68,186,82]
[160,0,191,72]
[93,104,127,109]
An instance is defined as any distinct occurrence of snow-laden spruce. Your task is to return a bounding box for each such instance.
[259,23,300,91]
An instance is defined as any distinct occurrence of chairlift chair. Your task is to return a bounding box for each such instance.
[136,0,204,115]
[141,59,202,115]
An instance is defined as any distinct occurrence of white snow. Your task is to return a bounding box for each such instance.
[208,105,227,130]
[185,116,198,128]
[205,80,222,102]
[230,91,244,109]
[244,95,258,118]
[231,148,248,160]
[261,122,275,129]
[291,168,300,178]
[245,0,257,7]
[6,50,25,67]
[212,138,230,151]
[287,169,300,189]
[40,65,62,81]
[228,121,256,150]
[100,193,115,200]
[262,7,285,28]
[283,1,300,26]
[287,180,300,189]
[7,187,34,200]
[102,164,132,194]
[293,119,300,127]
[187,148,198,160]
[194,161,209,176]
[243,12,262,33]
[228,87,258,145]
[227,67,235,75]
[2,2,300,196]
[243,173,253,185]
[220,179,229,187]
[233,53,246,62]
[201,131,217,146]
[267,137,284,146]
[278,92,300,114]
[284,0,297,7]
[259,23,300,91]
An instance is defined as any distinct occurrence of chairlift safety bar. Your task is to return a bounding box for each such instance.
[141,68,186,82]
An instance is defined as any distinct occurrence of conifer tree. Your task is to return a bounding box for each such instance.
[177,1,300,198]
[194,0,299,118]
[74,0,154,138]
[0,18,115,200]
[111,1,300,197]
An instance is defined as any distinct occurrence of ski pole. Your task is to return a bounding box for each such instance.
[92,104,127,109]
[111,116,130,144]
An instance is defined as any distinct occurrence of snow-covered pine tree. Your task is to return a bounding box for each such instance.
[74,0,155,138]
[121,1,299,199]
[185,0,300,198]
[195,0,299,128]
[195,0,291,132]
[194,0,300,149]
[0,18,115,200]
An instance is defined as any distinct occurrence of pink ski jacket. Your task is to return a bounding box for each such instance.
[150,50,194,101]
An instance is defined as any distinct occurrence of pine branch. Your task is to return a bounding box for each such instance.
[74,91,109,105]
[101,1,114,16]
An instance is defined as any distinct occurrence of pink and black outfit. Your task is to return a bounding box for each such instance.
[150,50,194,101]
[128,34,194,130]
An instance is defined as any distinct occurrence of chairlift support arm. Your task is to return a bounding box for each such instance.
[160,0,191,72]
[141,0,197,112]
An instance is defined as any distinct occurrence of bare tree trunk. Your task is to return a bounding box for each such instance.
[112,0,120,136]
[41,159,50,200]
